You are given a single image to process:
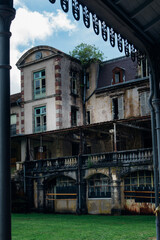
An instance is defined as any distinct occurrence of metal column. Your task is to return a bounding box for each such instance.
[0,1,15,239]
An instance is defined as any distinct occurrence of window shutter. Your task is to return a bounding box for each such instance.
[140,92,150,116]
[118,96,124,119]
[145,92,150,115]
[140,92,145,116]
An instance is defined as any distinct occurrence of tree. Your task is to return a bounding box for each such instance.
[70,43,104,126]
[69,43,104,67]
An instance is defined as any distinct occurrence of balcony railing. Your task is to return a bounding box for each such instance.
[24,148,152,174]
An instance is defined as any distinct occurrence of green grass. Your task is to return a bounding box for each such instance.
[12,214,156,240]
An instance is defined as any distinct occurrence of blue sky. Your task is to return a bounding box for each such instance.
[11,0,124,94]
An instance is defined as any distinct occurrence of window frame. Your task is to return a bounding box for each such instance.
[112,95,124,120]
[112,67,124,85]
[70,71,78,95]
[88,174,111,199]
[33,69,46,99]
[124,171,153,191]
[34,106,46,133]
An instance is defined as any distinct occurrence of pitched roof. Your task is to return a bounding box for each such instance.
[97,56,138,89]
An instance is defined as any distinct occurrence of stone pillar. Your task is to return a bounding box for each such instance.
[0,1,15,239]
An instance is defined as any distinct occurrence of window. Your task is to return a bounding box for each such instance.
[139,91,150,116]
[47,176,76,201]
[124,171,153,191]
[34,70,46,99]
[10,114,16,136]
[88,174,111,198]
[70,71,78,95]
[124,171,154,203]
[71,106,78,126]
[112,96,124,120]
[112,67,124,85]
[34,106,46,133]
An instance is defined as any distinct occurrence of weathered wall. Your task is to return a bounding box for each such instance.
[124,199,155,214]
[54,199,77,213]
[61,57,83,128]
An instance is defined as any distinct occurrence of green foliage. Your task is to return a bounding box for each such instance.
[12,213,156,240]
[69,43,104,67]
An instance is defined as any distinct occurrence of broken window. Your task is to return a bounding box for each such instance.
[34,106,46,133]
[34,69,46,99]
[88,174,111,198]
[112,96,124,120]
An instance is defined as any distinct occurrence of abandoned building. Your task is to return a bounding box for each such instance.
[10,45,154,215]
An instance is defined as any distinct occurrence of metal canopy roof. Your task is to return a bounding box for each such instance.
[79,0,160,54]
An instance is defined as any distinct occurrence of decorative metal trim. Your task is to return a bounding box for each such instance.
[137,50,143,66]
[124,39,129,57]
[109,28,115,47]
[83,6,90,28]
[131,44,136,62]
[92,13,99,35]
[49,0,145,64]
[60,0,69,13]
[101,21,107,42]
[72,0,80,21]
[49,0,56,3]
[117,34,123,52]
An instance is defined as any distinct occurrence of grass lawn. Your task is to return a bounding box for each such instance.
[12,213,156,240]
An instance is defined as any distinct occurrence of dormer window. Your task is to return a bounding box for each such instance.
[112,67,125,85]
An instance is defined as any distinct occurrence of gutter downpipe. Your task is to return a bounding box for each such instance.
[149,70,160,240]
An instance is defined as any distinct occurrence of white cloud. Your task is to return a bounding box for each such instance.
[10,6,77,94]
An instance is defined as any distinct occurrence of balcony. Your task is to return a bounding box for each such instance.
[24,148,152,175]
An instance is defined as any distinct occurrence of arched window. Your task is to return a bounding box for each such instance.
[88,174,111,198]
